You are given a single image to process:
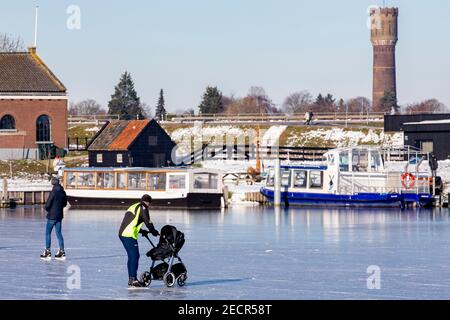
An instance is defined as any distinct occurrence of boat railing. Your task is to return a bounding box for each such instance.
[337,171,431,195]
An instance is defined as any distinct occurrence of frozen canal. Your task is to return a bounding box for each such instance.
[1,205,450,300]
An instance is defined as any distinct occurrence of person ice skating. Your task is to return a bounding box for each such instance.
[40,177,68,261]
[118,194,159,288]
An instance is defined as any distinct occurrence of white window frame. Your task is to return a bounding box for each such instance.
[117,154,123,163]
[96,153,103,163]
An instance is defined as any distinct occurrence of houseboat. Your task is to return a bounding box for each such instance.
[260,146,436,208]
[62,167,223,210]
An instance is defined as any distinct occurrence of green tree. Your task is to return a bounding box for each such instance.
[155,89,167,121]
[198,86,224,114]
[108,72,144,120]
[379,91,399,114]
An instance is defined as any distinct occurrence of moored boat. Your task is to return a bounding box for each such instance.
[62,167,223,210]
[260,146,436,208]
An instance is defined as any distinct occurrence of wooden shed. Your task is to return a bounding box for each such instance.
[87,119,176,167]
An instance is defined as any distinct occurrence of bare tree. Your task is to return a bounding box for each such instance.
[403,99,448,114]
[346,97,372,114]
[0,33,25,52]
[282,91,313,114]
[69,99,105,116]
[140,102,153,119]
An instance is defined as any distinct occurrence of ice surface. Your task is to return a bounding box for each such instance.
[1,206,450,300]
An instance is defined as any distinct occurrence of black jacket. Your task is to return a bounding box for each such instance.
[45,184,68,221]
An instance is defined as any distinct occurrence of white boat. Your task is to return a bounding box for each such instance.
[62,167,223,209]
[261,146,436,208]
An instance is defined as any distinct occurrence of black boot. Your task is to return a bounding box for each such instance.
[55,249,66,261]
[40,249,51,261]
[128,277,144,288]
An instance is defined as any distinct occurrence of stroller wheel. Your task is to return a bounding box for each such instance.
[140,271,152,287]
[163,272,176,287]
[177,273,187,287]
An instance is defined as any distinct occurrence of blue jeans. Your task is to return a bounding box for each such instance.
[119,236,140,278]
[45,219,64,250]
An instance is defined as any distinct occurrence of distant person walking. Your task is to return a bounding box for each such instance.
[40,177,68,261]
[305,110,314,125]
[118,194,159,288]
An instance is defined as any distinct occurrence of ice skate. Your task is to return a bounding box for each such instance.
[40,249,51,261]
[54,249,66,261]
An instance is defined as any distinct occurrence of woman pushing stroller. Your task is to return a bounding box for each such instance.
[118,194,159,288]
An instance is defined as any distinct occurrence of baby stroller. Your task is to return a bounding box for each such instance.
[140,225,187,287]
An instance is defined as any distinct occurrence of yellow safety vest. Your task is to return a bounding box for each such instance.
[121,203,144,240]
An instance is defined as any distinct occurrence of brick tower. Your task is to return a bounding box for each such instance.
[370,7,398,112]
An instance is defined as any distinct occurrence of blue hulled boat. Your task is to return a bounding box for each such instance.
[260,147,435,208]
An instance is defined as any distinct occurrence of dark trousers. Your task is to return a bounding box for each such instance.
[46,219,64,250]
[119,236,140,278]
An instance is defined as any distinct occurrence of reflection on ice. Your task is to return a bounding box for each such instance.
[0,205,450,299]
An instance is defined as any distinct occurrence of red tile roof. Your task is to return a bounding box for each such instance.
[87,120,150,151]
[109,120,150,150]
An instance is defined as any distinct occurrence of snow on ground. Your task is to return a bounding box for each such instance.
[286,128,404,148]
[1,178,51,192]
[85,126,101,132]
[261,125,287,146]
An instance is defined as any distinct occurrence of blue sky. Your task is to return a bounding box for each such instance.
[1,0,449,112]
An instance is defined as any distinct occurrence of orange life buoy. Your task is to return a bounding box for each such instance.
[401,172,416,189]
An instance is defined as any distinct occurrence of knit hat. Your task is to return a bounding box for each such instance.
[141,194,152,203]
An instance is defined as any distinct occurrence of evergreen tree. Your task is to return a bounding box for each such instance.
[379,91,399,114]
[198,86,224,115]
[108,72,144,120]
[155,89,167,121]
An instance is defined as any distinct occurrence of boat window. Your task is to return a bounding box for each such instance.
[97,172,115,189]
[265,169,289,187]
[116,173,127,189]
[281,170,291,187]
[309,171,323,189]
[194,173,218,189]
[352,150,368,172]
[293,170,307,188]
[169,175,186,189]
[339,152,349,172]
[77,172,94,188]
[370,151,382,172]
[266,170,274,187]
[148,173,166,191]
[128,173,146,190]
[66,172,76,189]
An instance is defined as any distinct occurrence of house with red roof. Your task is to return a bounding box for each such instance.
[87,119,176,167]
[0,47,67,160]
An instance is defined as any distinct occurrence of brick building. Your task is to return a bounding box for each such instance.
[0,47,67,160]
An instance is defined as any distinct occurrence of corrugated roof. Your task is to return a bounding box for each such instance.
[0,51,66,94]
[87,120,150,151]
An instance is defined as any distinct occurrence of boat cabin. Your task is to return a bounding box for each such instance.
[62,167,223,209]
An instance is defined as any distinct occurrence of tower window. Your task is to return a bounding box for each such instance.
[0,115,16,130]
